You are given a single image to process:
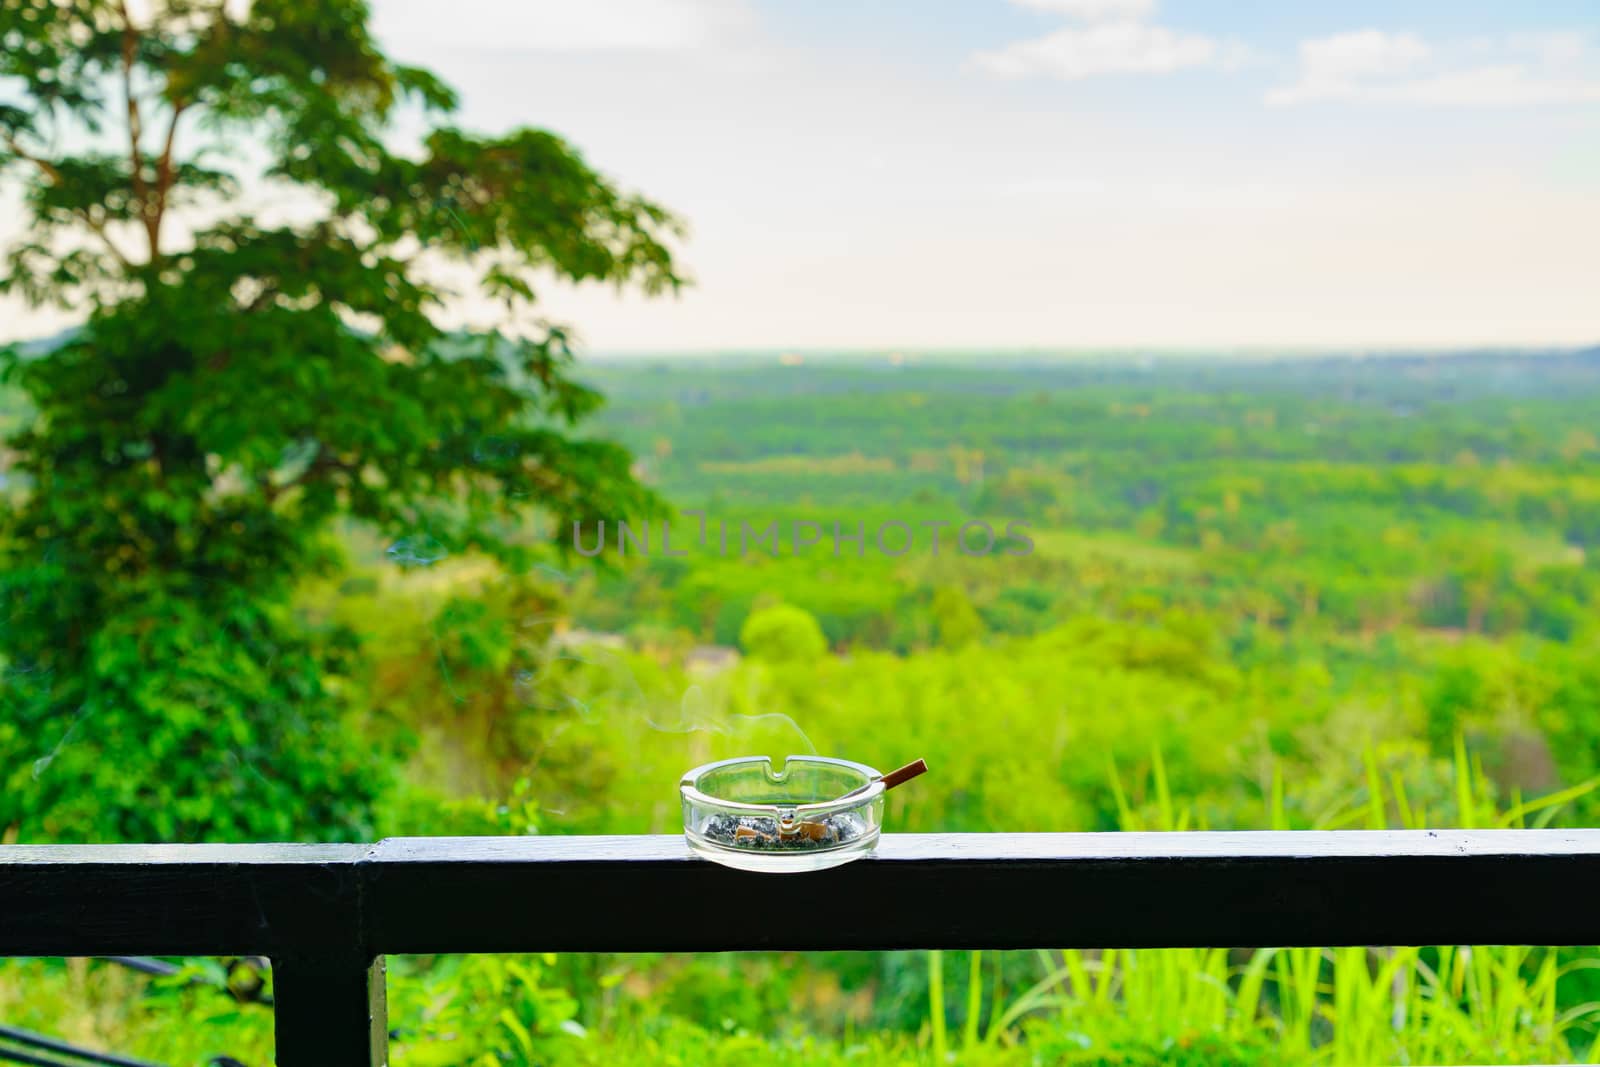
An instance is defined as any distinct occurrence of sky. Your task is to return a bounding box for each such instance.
[4,0,1599,351]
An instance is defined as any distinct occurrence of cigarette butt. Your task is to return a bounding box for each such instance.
[880,758,928,791]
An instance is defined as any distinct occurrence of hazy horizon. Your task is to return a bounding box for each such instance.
[8,318,1597,363]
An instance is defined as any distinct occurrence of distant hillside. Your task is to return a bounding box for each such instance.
[9,326,79,357]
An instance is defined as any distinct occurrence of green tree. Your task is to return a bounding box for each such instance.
[740,604,828,663]
[0,0,682,842]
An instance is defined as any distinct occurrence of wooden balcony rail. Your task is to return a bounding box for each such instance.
[4,830,1600,1065]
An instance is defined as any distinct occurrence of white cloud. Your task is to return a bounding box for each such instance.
[370,0,754,53]
[1391,65,1600,106]
[1300,30,1430,83]
[1508,31,1590,69]
[1008,0,1156,22]
[1269,29,1600,107]
[974,0,1243,82]
[973,22,1224,79]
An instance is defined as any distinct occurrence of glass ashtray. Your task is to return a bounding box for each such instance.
[680,755,884,872]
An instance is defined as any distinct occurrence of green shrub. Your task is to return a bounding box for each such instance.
[740,604,829,662]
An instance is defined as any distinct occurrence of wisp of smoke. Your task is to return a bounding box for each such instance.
[32,703,92,780]
[387,532,449,567]
[647,684,818,757]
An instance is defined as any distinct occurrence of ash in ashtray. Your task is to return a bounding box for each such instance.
[701,812,868,851]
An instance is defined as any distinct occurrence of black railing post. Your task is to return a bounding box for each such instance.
[271,954,387,1067]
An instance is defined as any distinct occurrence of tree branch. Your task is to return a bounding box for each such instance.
[0,130,61,183]
[1,130,135,271]
[116,0,155,256]
[149,102,189,252]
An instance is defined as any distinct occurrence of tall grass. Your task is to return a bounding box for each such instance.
[927,743,1600,1064]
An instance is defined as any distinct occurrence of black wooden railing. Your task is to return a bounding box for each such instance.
[4,830,1600,1065]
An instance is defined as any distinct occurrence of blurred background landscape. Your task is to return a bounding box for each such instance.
[3,0,1600,1064]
